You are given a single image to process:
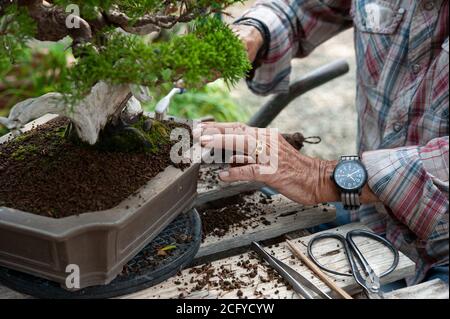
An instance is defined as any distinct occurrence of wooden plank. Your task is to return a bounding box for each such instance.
[121,223,416,299]
[196,193,336,261]
[383,279,449,299]
[196,181,264,206]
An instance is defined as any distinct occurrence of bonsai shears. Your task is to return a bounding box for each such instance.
[251,241,332,299]
[307,229,399,298]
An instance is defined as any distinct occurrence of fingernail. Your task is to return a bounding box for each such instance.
[219,171,230,179]
[200,135,213,143]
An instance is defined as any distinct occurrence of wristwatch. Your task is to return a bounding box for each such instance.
[331,156,368,211]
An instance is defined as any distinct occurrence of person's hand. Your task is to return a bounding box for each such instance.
[230,24,264,63]
[197,122,341,205]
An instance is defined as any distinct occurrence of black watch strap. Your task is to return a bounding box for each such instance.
[341,155,361,211]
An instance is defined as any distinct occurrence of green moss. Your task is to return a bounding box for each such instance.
[10,133,32,144]
[11,144,39,160]
[95,116,170,153]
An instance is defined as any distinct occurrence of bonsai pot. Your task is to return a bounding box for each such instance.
[0,114,200,289]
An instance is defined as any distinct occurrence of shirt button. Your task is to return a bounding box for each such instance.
[393,122,404,132]
[411,63,421,74]
[423,1,434,10]
[398,8,406,14]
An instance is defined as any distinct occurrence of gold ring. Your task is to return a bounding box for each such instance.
[252,140,264,158]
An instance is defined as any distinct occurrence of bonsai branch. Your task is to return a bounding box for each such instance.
[104,6,199,35]
[21,1,92,44]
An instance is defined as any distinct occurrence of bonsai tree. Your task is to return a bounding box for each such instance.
[0,0,249,147]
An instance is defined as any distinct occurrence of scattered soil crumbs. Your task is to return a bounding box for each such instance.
[198,193,273,241]
[174,251,291,298]
[0,117,191,218]
[198,165,222,190]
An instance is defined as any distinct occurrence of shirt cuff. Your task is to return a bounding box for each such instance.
[362,146,449,239]
[240,6,298,95]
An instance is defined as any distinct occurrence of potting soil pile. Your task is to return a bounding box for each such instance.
[0,117,190,218]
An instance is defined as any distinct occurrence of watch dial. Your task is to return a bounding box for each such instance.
[334,161,366,190]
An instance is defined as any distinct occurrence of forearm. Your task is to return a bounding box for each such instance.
[361,137,449,239]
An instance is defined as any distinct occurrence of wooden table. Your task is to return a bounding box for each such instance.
[0,165,446,299]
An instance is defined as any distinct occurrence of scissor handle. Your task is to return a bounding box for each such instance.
[307,233,354,277]
[346,229,399,278]
[307,230,399,279]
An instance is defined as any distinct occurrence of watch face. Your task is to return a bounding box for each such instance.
[334,160,367,191]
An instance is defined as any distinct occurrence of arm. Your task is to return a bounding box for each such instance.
[198,124,448,241]
[361,136,449,240]
[234,0,353,95]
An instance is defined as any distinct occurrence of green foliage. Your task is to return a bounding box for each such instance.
[0,43,70,110]
[148,79,248,122]
[0,5,36,77]
[0,2,250,137]
[59,18,250,103]
[0,125,8,136]
[52,0,243,19]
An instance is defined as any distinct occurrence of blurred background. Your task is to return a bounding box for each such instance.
[0,0,357,160]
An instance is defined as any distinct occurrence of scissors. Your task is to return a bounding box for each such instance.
[251,241,332,299]
[307,229,399,298]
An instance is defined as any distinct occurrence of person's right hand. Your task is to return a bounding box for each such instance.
[230,24,264,63]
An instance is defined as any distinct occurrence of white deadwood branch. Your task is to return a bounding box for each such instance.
[0,82,147,145]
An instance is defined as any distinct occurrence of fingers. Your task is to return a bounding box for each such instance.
[219,164,263,182]
[229,154,256,167]
[194,122,249,136]
[200,134,257,155]
[193,122,246,139]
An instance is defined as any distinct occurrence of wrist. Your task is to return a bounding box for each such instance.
[316,160,340,203]
[233,18,268,60]
[317,158,379,205]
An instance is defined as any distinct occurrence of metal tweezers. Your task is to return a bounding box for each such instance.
[251,241,332,299]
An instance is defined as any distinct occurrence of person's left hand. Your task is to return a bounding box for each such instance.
[197,122,340,206]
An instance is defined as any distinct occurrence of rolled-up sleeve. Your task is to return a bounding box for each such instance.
[239,0,353,95]
[362,136,449,240]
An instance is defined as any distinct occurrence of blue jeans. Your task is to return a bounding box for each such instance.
[424,265,449,283]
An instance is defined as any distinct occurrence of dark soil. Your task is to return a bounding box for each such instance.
[0,117,191,218]
[198,193,273,241]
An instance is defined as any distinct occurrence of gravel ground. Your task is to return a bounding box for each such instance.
[225,2,358,160]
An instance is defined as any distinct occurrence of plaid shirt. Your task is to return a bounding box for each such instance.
[239,0,449,284]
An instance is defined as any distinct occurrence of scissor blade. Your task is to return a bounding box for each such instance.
[275,259,333,299]
[251,242,314,299]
